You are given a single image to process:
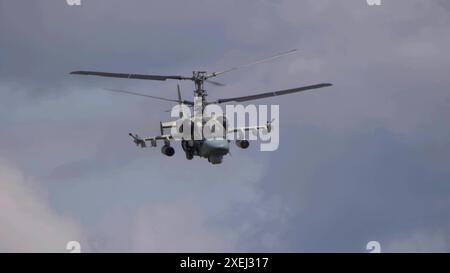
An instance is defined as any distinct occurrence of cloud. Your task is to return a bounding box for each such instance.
[384,227,450,252]
[131,203,236,252]
[0,159,86,252]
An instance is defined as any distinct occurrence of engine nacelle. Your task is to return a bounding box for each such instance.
[161,145,175,157]
[235,140,250,149]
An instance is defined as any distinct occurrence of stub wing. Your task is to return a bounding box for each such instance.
[143,134,174,147]
[129,133,173,148]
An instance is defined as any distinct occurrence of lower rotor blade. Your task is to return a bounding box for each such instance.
[206,80,226,87]
[216,83,333,103]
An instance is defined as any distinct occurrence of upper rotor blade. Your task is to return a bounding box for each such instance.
[205,79,226,87]
[104,88,194,105]
[177,84,182,102]
[206,49,299,79]
[71,71,191,81]
[215,83,332,104]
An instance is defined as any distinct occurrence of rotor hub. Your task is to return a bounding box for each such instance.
[192,71,208,97]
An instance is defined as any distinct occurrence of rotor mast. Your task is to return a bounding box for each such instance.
[192,71,208,98]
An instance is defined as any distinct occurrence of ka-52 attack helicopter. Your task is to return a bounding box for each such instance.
[71,49,332,164]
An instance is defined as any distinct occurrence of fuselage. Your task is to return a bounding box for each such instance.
[181,138,230,164]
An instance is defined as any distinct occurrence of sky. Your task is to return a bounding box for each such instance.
[1,0,450,252]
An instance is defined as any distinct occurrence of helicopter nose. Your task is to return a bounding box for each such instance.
[204,139,229,155]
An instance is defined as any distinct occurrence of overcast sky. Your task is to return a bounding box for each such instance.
[1,0,450,252]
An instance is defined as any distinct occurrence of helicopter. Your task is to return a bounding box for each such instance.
[71,49,332,164]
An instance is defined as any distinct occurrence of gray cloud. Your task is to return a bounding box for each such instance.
[131,203,236,252]
[0,158,86,252]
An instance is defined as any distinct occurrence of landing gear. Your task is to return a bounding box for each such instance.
[182,140,195,160]
[208,155,223,165]
[161,145,175,157]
